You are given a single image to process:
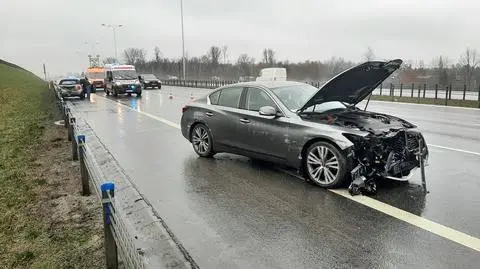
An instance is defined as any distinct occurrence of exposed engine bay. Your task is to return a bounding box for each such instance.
[302,109,429,195]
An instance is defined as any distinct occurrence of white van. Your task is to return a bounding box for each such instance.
[256,68,287,81]
[104,64,142,97]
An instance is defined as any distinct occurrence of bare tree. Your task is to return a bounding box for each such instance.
[262,48,276,65]
[221,45,228,64]
[208,46,222,66]
[459,47,478,90]
[154,46,162,63]
[435,56,449,86]
[103,57,118,65]
[123,48,146,65]
[364,46,375,61]
[237,53,253,76]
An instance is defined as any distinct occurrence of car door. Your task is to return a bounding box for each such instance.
[202,86,246,151]
[237,87,290,161]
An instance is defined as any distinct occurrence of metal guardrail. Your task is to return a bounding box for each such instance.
[50,82,196,269]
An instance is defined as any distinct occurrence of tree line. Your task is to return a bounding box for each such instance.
[101,46,480,90]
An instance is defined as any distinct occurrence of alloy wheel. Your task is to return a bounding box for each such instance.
[192,126,210,155]
[306,145,340,184]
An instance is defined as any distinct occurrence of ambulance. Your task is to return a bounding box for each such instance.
[104,64,142,97]
[86,66,105,91]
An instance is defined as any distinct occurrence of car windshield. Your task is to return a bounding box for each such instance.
[113,70,137,80]
[270,84,319,111]
[142,74,157,80]
[87,72,103,79]
[59,79,78,85]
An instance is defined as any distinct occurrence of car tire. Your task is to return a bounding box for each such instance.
[159,85,162,90]
[303,141,347,188]
[106,89,110,96]
[113,89,118,97]
[190,123,215,158]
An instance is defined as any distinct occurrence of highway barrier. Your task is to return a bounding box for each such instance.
[161,79,480,108]
[51,83,197,269]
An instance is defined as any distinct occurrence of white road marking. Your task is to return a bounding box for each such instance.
[429,144,480,157]
[279,169,480,253]
[103,95,480,252]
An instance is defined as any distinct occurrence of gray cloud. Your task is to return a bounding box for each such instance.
[1,0,478,77]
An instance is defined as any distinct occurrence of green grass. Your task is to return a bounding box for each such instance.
[0,62,101,268]
[370,95,480,108]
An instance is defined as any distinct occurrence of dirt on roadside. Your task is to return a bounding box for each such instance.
[2,121,105,269]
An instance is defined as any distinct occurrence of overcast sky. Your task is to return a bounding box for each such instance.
[1,0,478,77]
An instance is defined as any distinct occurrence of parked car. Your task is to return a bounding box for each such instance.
[140,74,162,89]
[57,78,84,99]
[180,59,428,190]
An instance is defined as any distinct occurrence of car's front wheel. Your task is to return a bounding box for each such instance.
[191,124,214,157]
[304,141,347,188]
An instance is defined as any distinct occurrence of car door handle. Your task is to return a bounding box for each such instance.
[205,112,213,117]
[240,118,250,124]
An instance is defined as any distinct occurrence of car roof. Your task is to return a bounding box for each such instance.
[227,80,307,89]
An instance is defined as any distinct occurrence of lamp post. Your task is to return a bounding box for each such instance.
[180,0,186,80]
[101,24,123,60]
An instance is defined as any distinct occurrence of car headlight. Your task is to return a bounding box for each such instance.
[115,82,122,86]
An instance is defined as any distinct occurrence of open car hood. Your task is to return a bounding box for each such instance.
[299,59,402,111]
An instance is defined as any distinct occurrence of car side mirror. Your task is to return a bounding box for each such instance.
[259,106,277,117]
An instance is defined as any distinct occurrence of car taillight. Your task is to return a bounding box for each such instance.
[182,106,188,113]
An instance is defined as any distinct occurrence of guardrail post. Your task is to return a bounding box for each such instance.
[101,183,118,269]
[449,84,452,100]
[78,135,90,196]
[400,84,403,97]
[435,84,438,99]
[72,127,78,161]
[423,84,426,98]
[390,84,394,101]
[68,117,75,142]
[63,107,69,128]
[411,83,414,98]
[463,84,466,100]
[417,84,421,103]
[445,85,449,106]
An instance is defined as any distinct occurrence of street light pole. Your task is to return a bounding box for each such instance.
[180,0,186,80]
[101,24,123,61]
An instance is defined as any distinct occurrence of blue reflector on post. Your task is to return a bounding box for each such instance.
[78,135,86,143]
[101,182,115,192]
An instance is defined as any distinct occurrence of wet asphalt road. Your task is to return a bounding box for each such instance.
[70,87,480,268]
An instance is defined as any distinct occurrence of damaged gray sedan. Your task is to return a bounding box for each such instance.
[181,59,428,193]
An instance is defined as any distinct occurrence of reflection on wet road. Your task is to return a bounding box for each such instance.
[70,87,480,268]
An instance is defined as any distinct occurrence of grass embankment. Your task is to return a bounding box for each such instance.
[370,95,480,108]
[0,62,103,268]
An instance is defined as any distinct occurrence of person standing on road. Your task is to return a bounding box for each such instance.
[79,76,91,100]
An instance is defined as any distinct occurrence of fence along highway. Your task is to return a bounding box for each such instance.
[68,87,480,268]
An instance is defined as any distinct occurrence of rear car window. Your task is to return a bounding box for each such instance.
[209,91,221,105]
[218,87,243,108]
[59,79,78,85]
